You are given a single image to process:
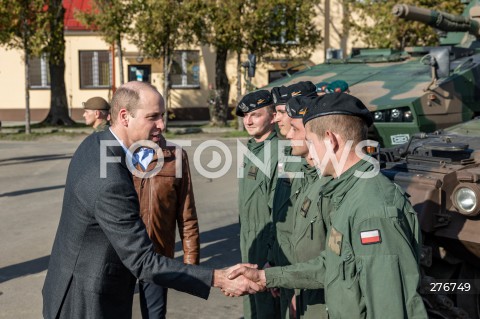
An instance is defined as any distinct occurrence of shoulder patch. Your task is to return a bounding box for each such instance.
[360,229,382,245]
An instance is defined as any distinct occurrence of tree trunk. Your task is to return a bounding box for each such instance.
[163,50,171,131]
[236,51,244,131]
[340,0,350,56]
[22,4,31,134]
[24,48,31,134]
[117,35,124,85]
[210,46,230,126]
[43,0,74,126]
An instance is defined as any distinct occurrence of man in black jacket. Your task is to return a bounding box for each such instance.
[43,81,258,319]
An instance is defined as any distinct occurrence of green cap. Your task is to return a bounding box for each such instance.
[83,97,110,110]
[325,80,349,93]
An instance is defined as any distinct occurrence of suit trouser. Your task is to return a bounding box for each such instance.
[139,281,168,319]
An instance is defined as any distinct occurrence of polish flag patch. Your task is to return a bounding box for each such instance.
[360,229,382,245]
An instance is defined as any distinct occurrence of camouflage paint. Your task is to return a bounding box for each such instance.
[381,117,480,318]
[260,0,480,147]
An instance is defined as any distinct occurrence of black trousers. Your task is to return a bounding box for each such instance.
[139,281,168,319]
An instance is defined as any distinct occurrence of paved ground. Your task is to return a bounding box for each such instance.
[0,134,249,319]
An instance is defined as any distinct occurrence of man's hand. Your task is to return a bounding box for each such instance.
[213,264,261,297]
[227,265,267,292]
[290,294,297,319]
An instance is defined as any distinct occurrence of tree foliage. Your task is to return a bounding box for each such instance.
[347,0,464,49]
[188,0,322,126]
[75,0,135,85]
[132,0,191,59]
[0,0,47,54]
[131,0,197,128]
[0,0,73,126]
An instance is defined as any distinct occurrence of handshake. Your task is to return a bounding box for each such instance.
[213,263,267,297]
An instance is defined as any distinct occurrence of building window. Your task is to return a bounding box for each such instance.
[171,50,200,88]
[79,51,111,89]
[29,54,50,89]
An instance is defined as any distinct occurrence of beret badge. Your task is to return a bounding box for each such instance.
[239,103,249,113]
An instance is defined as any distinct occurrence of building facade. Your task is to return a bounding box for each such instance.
[0,0,355,122]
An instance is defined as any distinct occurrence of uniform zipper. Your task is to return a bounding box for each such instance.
[310,215,317,240]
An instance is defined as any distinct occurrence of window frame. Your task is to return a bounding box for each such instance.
[170,50,200,89]
[29,53,50,90]
[79,50,112,90]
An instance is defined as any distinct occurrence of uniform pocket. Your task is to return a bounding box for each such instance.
[325,245,364,318]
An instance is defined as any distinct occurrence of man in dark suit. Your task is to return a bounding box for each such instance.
[42,81,257,319]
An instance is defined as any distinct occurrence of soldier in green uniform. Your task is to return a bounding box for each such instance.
[284,97,330,319]
[236,90,280,319]
[82,96,110,132]
[230,93,428,319]
[268,82,317,319]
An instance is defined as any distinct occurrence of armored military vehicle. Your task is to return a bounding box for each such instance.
[380,117,480,318]
[263,0,480,148]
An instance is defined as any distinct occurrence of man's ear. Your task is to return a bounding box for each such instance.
[118,109,129,127]
[325,130,340,152]
[269,110,277,124]
[94,110,101,119]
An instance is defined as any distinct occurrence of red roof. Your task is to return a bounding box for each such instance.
[63,0,92,31]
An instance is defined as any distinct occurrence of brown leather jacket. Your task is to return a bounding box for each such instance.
[133,143,200,265]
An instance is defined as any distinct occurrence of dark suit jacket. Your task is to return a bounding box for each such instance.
[42,130,212,319]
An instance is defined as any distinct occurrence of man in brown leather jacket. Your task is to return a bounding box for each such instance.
[133,137,200,319]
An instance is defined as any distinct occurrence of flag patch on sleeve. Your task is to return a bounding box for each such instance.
[360,229,381,245]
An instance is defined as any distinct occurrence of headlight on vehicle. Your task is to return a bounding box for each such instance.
[371,107,414,123]
[374,111,384,122]
[403,110,413,122]
[390,108,402,121]
[452,184,480,217]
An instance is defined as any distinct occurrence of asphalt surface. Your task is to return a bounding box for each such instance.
[0,134,248,319]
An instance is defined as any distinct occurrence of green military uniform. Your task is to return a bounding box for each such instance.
[94,120,110,132]
[268,146,305,319]
[290,165,330,319]
[265,160,428,319]
[239,131,280,319]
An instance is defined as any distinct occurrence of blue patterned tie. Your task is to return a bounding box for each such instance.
[133,147,155,170]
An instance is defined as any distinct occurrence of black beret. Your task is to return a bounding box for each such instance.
[286,96,317,119]
[236,90,273,117]
[271,81,317,106]
[302,93,373,127]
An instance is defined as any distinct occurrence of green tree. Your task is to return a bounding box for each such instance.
[190,0,321,126]
[75,0,135,86]
[347,0,464,49]
[43,0,74,125]
[130,0,194,129]
[1,0,75,126]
